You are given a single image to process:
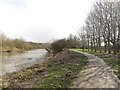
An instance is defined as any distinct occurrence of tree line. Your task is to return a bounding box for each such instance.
[51,0,120,55]
[0,32,42,52]
[78,0,120,55]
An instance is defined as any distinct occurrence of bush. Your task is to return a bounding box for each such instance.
[51,39,67,54]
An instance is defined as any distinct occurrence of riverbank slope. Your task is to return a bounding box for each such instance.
[2,50,88,88]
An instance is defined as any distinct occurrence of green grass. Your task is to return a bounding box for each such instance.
[73,48,107,55]
[33,50,88,89]
[102,57,119,79]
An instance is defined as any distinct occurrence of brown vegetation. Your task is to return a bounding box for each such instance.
[0,32,42,53]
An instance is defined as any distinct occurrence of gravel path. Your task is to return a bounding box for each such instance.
[72,50,120,88]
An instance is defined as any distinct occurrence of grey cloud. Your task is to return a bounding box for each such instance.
[20,27,58,43]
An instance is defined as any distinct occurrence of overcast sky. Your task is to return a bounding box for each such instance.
[0,0,96,43]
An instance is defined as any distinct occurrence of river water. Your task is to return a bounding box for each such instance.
[0,49,47,76]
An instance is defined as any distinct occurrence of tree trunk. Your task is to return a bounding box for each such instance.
[91,41,93,52]
[113,42,117,55]
[108,37,111,54]
[104,41,107,53]
[88,38,90,51]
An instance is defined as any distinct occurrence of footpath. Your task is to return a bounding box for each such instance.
[72,50,120,88]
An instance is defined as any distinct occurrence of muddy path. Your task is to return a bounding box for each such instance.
[71,49,120,88]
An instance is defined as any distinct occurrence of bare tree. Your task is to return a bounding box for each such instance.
[78,0,119,55]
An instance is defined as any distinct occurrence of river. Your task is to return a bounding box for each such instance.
[0,49,47,76]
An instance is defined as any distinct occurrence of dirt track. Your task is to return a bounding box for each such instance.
[72,50,120,88]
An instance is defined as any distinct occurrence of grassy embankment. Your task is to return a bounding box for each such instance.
[73,48,120,79]
[2,50,88,89]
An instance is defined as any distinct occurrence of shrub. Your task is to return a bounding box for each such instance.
[51,39,67,54]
